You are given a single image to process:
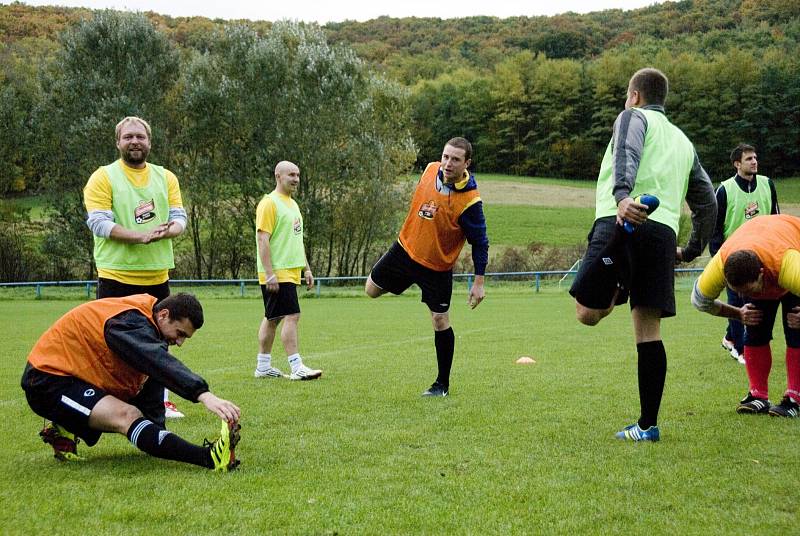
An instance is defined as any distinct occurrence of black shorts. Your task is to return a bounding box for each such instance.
[97,278,170,304]
[744,293,800,347]
[261,283,300,320]
[570,216,677,317]
[21,364,106,446]
[369,241,453,313]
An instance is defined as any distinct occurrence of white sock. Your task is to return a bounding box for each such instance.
[256,353,272,371]
[163,389,169,403]
[288,353,302,373]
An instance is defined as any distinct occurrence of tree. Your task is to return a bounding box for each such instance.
[0,38,53,194]
[36,10,180,279]
[172,21,416,278]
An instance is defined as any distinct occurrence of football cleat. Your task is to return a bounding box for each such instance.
[164,400,185,419]
[768,396,800,418]
[208,419,241,472]
[422,382,449,397]
[736,392,771,414]
[615,423,660,442]
[254,366,286,379]
[40,422,84,462]
[289,364,322,381]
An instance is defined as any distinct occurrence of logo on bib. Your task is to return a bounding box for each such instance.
[744,201,760,219]
[418,200,438,220]
[134,199,157,224]
[293,217,302,234]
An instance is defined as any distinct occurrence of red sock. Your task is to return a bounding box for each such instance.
[743,344,771,399]
[785,347,800,402]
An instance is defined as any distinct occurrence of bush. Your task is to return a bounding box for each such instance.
[0,206,47,282]
[454,241,586,276]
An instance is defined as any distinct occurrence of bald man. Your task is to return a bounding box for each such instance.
[252,161,322,381]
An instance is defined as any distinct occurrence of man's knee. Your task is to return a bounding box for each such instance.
[365,277,383,298]
[89,396,145,434]
[576,303,606,326]
[431,312,450,331]
[119,404,144,426]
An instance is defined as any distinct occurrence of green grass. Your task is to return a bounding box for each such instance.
[485,204,595,246]
[2,289,798,533]
[770,176,800,204]
[474,173,596,188]
[400,172,596,189]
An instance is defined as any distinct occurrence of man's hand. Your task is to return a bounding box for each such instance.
[141,222,173,244]
[305,268,314,291]
[468,276,485,309]
[616,196,649,227]
[197,392,241,423]
[160,220,182,239]
[676,247,684,263]
[739,303,763,326]
[787,306,800,329]
[264,272,279,293]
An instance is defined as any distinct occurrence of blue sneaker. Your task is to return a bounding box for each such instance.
[615,423,660,442]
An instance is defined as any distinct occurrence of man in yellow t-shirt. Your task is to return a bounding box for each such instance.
[253,161,320,381]
[83,116,187,420]
[692,215,800,418]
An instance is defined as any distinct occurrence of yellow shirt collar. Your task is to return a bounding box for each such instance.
[271,189,293,201]
[442,169,470,190]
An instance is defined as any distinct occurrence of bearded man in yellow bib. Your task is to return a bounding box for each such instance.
[83,116,187,421]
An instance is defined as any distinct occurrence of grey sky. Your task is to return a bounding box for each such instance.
[17,0,665,24]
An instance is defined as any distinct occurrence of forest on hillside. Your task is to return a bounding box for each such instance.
[2,0,799,188]
[0,0,798,282]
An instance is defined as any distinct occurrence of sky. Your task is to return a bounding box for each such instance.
[17,0,666,24]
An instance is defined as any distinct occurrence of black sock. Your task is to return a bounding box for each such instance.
[434,327,455,387]
[127,417,212,468]
[637,340,667,429]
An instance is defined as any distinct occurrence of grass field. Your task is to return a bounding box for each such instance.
[398,173,596,189]
[473,173,595,189]
[484,205,595,246]
[771,176,800,204]
[2,289,798,534]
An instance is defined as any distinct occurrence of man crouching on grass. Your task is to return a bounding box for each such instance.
[21,293,242,471]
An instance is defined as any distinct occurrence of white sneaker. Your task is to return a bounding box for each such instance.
[164,401,185,419]
[721,336,735,352]
[722,337,745,364]
[254,366,286,379]
[289,364,322,381]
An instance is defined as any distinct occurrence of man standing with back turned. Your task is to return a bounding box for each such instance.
[569,68,717,441]
[84,116,187,420]
[366,137,489,397]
